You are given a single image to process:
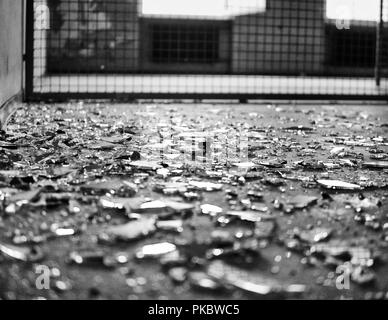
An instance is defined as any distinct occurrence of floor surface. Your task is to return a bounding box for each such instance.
[0,102,387,300]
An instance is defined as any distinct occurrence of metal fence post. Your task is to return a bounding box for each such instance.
[375,0,384,87]
[25,0,35,101]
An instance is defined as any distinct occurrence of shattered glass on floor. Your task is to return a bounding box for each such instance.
[0,102,387,300]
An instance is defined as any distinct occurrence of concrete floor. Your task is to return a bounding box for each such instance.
[0,102,387,300]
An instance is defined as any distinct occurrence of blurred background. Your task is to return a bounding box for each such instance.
[2,0,388,105]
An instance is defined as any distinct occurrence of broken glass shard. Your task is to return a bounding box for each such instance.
[344,196,380,212]
[100,135,132,145]
[89,141,118,150]
[135,242,177,259]
[232,162,257,170]
[207,260,306,297]
[156,168,170,179]
[258,159,287,168]
[189,272,225,292]
[153,182,188,195]
[0,242,44,262]
[363,161,388,169]
[130,161,162,171]
[106,217,156,242]
[207,239,260,263]
[7,189,41,204]
[298,228,332,243]
[156,220,184,233]
[99,197,145,212]
[247,190,264,201]
[225,211,273,223]
[330,147,346,156]
[251,203,269,212]
[283,126,314,132]
[278,195,318,214]
[189,181,223,192]
[103,252,130,268]
[82,179,137,196]
[317,180,362,191]
[168,267,188,284]
[351,266,375,285]
[208,262,273,296]
[200,204,223,216]
[310,241,374,267]
[68,250,106,267]
[51,225,76,237]
[140,199,194,214]
[160,250,187,268]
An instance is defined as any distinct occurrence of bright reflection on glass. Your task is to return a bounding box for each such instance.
[141,0,266,18]
[326,0,387,22]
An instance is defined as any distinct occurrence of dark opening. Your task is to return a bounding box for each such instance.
[326,25,378,68]
[151,24,220,64]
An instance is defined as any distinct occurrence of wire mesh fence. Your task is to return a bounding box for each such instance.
[26,0,388,100]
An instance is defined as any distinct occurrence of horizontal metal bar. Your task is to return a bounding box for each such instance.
[27,92,388,102]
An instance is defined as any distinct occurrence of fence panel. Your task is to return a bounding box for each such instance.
[26,0,388,100]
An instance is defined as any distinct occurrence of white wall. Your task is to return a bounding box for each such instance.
[0,0,23,105]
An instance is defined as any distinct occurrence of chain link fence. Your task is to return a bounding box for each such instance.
[26,0,388,100]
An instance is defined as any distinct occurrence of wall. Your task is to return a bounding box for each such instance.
[0,0,23,106]
[46,0,140,73]
[232,0,326,75]
[44,0,328,76]
[43,0,381,77]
